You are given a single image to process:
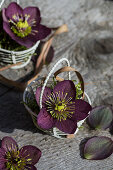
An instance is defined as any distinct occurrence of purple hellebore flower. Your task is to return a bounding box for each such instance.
[0,136,41,170]
[36,80,92,134]
[2,2,51,48]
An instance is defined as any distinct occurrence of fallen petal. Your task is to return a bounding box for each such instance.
[84,136,113,160]
[79,137,93,159]
[88,106,113,130]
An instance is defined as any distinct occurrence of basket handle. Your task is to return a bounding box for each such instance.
[54,66,84,96]
[39,58,71,108]
[0,0,19,9]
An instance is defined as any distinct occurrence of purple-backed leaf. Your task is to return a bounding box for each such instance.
[79,137,93,159]
[84,136,113,160]
[88,106,113,130]
[32,41,54,65]
[45,45,54,65]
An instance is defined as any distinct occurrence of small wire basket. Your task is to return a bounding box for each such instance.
[23,58,91,138]
[0,0,40,69]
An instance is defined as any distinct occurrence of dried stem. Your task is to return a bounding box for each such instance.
[35,24,68,74]
[0,62,22,72]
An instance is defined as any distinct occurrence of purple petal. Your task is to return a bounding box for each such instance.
[12,34,37,48]
[72,99,92,121]
[0,148,5,159]
[3,22,37,48]
[84,136,113,160]
[3,21,15,36]
[3,21,39,48]
[0,160,7,169]
[13,24,51,47]
[2,9,8,23]
[19,145,41,165]
[32,24,51,41]
[37,108,55,129]
[55,119,77,134]
[24,7,41,24]
[1,136,18,152]
[53,80,76,101]
[0,148,7,169]
[18,34,39,48]
[3,19,51,48]
[88,106,113,130]
[0,162,6,170]
[35,87,51,107]
[5,2,23,19]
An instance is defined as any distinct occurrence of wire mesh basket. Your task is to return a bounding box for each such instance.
[0,0,40,69]
[23,58,91,138]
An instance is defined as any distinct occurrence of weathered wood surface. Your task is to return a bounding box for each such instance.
[1,0,113,169]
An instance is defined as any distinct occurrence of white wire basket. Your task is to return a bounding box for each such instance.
[23,58,91,138]
[0,0,40,69]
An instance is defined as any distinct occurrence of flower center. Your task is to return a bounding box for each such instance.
[11,20,32,38]
[9,13,37,38]
[55,102,66,112]
[46,92,75,121]
[5,150,31,170]
[17,20,29,29]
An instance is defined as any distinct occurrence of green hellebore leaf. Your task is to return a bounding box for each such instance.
[84,136,113,160]
[88,105,113,130]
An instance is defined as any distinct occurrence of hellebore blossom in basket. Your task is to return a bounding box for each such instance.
[0,136,41,170]
[36,80,92,134]
[1,2,51,50]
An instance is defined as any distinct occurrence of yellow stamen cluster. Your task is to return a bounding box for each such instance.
[17,20,29,29]
[46,91,75,121]
[9,13,38,38]
[5,146,32,170]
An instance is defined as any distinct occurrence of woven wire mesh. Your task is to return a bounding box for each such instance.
[23,76,91,139]
[0,0,40,69]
